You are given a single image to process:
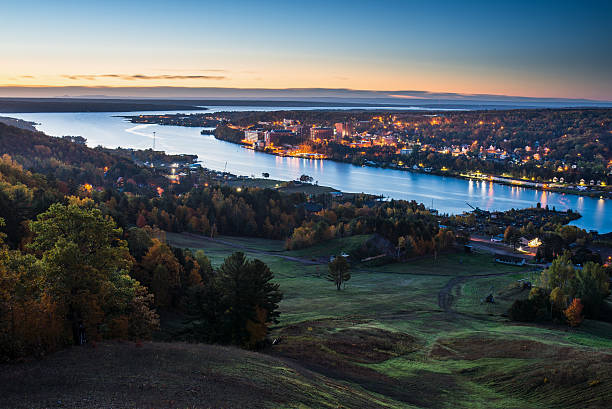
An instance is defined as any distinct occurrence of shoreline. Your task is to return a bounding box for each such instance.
[215,136,611,200]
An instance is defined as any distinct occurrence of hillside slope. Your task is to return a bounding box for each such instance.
[0,341,404,409]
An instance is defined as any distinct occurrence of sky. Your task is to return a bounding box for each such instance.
[1,0,611,100]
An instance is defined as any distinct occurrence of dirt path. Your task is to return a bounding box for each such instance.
[179,233,324,265]
[437,271,527,312]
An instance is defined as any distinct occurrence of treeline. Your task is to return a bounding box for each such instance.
[214,124,244,143]
[0,123,445,253]
[0,175,282,360]
[0,123,170,195]
[509,252,610,326]
[285,200,454,258]
[502,222,601,263]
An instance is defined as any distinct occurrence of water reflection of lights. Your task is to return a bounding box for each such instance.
[539,191,548,207]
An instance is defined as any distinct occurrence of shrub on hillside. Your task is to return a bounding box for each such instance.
[508,299,538,322]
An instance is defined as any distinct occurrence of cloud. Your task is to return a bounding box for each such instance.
[157,68,228,73]
[61,74,226,81]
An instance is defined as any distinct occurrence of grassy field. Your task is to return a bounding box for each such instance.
[164,232,612,408]
[4,232,610,408]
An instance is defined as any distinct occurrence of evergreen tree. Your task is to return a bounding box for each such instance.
[327,256,350,291]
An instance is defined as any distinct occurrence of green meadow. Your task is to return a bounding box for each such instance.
[166,232,612,408]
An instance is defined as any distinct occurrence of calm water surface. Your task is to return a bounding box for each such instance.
[5,106,611,233]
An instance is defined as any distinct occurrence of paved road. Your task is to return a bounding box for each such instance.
[469,236,535,258]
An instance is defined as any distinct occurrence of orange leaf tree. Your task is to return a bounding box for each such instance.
[564,298,584,327]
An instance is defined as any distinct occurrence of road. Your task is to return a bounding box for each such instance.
[436,270,529,313]
[469,236,535,258]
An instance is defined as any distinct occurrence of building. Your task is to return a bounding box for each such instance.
[310,127,334,141]
[285,124,304,139]
[334,122,354,140]
[265,129,297,146]
[244,128,265,144]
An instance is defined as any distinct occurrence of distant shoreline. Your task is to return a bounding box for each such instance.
[214,136,611,201]
[0,116,38,132]
[0,98,419,113]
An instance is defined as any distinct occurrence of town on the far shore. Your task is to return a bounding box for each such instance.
[128,109,612,198]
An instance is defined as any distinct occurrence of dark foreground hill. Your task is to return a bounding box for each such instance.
[0,341,399,409]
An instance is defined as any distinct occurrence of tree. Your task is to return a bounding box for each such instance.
[508,299,537,322]
[136,212,147,228]
[569,262,610,318]
[196,252,282,348]
[327,256,350,291]
[504,226,520,250]
[299,174,314,183]
[549,287,568,320]
[540,252,574,291]
[28,203,157,342]
[528,286,549,317]
[564,298,584,327]
[126,227,153,261]
[0,245,64,359]
[138,239,182,308]
[194,249,213,280]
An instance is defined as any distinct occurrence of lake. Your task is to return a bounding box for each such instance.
[4,105,611,233]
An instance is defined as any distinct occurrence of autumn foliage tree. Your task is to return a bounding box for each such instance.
[564,298,584,327]
[0,243,64,359]
[137,239,182,308]
[28,203,158,343]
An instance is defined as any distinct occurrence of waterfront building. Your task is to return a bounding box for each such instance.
[334,122,354,140]
[244,128,265,144]
[266,129,297,146]
[310,127,334,141]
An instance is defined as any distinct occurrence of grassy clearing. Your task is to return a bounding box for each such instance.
[164,232,612,407]
[370,251,529,276]
[286,235,371,259]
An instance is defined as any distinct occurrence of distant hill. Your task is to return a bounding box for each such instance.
[0,98,207,113]
[0,97,375,113]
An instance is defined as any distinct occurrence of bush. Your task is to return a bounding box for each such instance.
[508,299,538,322]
